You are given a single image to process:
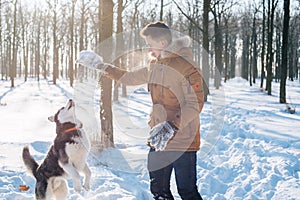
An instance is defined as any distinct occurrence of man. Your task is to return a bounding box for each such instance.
[77,21,204,200]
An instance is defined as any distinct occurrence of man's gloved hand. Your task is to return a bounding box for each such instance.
[147,121,178,151]
[76,50,108,74]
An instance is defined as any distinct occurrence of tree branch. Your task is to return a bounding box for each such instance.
[171,0,203,33]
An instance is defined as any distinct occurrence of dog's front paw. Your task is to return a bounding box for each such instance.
[83,183,90,191]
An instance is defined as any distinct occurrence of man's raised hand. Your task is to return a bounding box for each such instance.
[76,50,108,74]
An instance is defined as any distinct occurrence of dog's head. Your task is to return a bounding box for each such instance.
[48,99,82,129]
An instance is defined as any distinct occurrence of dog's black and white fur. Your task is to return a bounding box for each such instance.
[22,99,91,200]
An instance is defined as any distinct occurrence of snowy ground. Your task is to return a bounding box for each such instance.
[0,77,299,200]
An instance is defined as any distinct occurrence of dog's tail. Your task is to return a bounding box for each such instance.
[22,146,39,178]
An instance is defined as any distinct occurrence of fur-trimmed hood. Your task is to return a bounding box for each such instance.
[161,35,192,59]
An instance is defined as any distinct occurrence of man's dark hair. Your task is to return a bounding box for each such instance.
[140,21,172,44]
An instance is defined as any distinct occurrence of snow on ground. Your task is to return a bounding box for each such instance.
[0,77,299,200]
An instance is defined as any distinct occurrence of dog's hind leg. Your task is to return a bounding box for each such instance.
[60,162,82,193]
[83,164,91,191]
[52,177,68,200]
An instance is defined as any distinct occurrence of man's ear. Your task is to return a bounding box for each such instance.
[160,39,169,48]
[48,116,55,122]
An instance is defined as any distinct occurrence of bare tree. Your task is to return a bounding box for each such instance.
[77,0,89,82]
[229,21,237,79]
[4,8,11,81]
[274,12,281,83]
[19,3,30,81]
[241,13,251,81]
[260,0,266,88]
[79,0,88,51]
[223,13,232,83]
[99,0,114,149]
[202,0,210,101]
[211,0,237,89]
[48,0,59,84]
[0,2,2,79]
[10,0,18,87]
[288,15,300,81]
[113,0,125,102]
[34,7,42,81]
[211,1,223,89]
[42,10,50,79]
[69,0,77,87]
[160,0,164,21]
[250,6,259,86]
[279,0,290,103]
[265,0,278,95]
[0,0,6,80]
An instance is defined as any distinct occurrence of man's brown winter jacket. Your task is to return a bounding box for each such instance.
[105,36,204,151]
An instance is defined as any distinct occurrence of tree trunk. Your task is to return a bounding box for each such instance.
[288,26,296,81]
[275,12,281,83]
[99,0,114,149]
[202,0,210,101]
[79,0,86,51]
[11,0,18,88]
[229,33,237,79]
[52,0,58,84]
[250,11,258,86]
[43,15,48,79]
[20,5,28,82]
[113,0,124,102]
[0,1,2,80]
[78,0,87,82]
[265,0,277,95]
[160,0,163,21]
[228,17,237,80]
[214,12,223,89]
[260,0,266,88]
[241,32,250,80]
[280,0,290,103]
[36,11,41,82]
[69,0,76,87]
[224,17,229,83]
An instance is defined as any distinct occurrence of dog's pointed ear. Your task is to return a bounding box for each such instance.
[48,116,55,122]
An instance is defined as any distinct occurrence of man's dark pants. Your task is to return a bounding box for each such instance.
[148,149,203,200]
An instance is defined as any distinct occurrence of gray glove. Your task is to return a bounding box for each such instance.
[76,50,108,74]
[147,121,178,151]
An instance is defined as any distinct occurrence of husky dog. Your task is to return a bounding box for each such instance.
[22,99,91,200]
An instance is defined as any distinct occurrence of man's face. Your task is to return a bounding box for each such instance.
[145,36,167,58]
